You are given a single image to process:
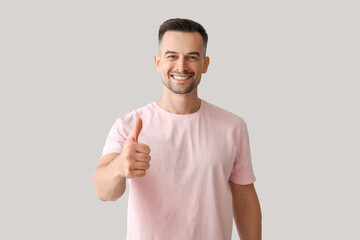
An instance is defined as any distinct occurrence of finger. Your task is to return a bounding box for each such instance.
[129,169,146,178]
[135,152,151,162]
[133,161,150,170]
[135,143,151,154]
[129,118,143,142]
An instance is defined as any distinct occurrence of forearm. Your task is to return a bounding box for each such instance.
[92,160,126,201]
[230,182,262,240]
[233,199,261,240]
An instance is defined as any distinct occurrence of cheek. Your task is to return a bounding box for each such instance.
[161,66,171,78]
[193,64,204,73]
[161,62,172,72]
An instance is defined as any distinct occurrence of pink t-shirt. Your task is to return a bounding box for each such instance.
[102,99,256,240]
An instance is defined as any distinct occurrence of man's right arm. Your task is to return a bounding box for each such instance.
[92,153,127,201]
[92,118,151,201]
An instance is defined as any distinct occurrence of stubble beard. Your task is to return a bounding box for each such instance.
[162,77,199,95]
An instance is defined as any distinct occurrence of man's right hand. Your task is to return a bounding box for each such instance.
[113,118,151,179]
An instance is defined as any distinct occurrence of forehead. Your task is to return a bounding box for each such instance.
[160,31,205,55]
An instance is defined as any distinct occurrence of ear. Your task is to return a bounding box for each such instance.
[154,54,161,72]
[202,56,210,74]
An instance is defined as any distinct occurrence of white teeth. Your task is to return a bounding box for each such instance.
[172,75,190,80]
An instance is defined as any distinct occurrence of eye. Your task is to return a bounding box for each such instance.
[167,55,176,59]
[189,56,198,60]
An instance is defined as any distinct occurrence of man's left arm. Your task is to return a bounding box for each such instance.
[230,182,262,240]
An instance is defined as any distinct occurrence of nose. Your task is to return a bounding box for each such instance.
[175,57,187,72]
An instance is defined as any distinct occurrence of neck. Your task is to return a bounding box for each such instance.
[156,87,201,114]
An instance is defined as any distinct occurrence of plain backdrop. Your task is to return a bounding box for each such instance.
[1,0,359,239]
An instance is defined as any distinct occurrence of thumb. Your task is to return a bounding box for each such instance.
[129,118,143,142]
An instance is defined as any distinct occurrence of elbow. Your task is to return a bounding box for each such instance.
[95,189,123,202]
[92,168,126,201]
[95,189,112,201]
[98,195,119,202]
[94,183,126,202]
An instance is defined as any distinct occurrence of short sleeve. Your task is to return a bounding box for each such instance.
[101,119,126,157]
[229,120,256,185]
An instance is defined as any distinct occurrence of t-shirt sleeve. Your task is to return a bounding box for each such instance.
[101,119,126,158]
[229,119,257,185]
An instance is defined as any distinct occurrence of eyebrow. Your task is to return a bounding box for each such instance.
[165,51,201,56]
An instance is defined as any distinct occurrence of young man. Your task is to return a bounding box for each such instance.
[93,18,262,240]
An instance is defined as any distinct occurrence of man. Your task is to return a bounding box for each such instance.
[93,18,262,240]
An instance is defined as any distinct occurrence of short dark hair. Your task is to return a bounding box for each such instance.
[158,18,208,50]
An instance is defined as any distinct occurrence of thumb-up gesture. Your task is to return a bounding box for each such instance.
[115,118,151,179]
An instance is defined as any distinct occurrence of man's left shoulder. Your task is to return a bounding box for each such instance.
[203,100,247,125]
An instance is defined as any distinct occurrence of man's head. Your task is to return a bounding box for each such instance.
[155,18,210,95]
[158,18,208,55]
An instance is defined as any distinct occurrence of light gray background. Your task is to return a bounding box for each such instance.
[1,0,359,239]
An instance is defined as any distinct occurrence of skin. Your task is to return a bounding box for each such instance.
[92,118,150,201]
[92,30,262,239]
[230,182,262,240]
[154,31,209,114]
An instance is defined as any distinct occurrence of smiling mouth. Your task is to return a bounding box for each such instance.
[171,75,192,81]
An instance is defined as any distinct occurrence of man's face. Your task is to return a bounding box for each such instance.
[155,31,210,95]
